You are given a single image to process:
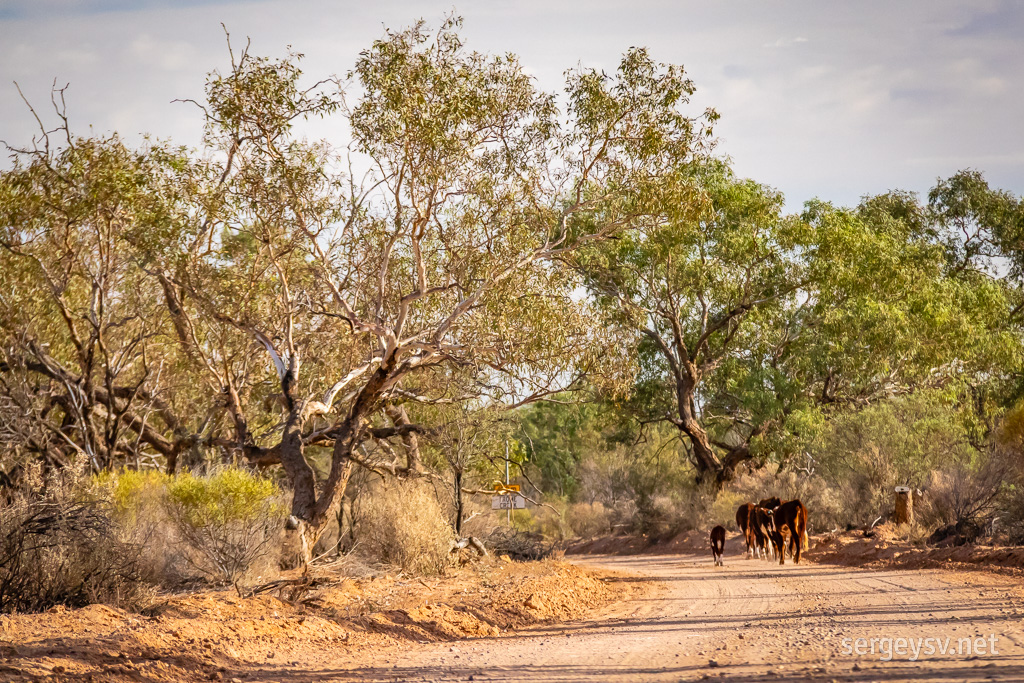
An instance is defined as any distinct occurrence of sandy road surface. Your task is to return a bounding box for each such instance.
[272,551,1024,682]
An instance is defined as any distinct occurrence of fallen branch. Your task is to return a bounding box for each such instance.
[450,536,488,557]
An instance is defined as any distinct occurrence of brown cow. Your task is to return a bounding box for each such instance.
[751,505,777,561]
[736,503,755,557]
[772,499,809,565]
[757,497,785,560]
[710,525,726,566]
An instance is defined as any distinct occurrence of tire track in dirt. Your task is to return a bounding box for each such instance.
[270,548,1024,682]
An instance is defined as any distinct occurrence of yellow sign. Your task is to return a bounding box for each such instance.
[493,483,520,492]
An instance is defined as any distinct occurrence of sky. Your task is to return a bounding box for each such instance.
[1,0,1022,212]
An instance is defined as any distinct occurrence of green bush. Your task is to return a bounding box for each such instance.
[94,468,168,527]
[93,468,184,581]
[165,467,284,584]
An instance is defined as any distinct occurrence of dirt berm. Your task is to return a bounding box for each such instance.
[0,556,640,682]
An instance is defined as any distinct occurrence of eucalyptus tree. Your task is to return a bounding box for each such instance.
[928,169,1024,279]
[0,122,197,474]
[1,17,717,555]
[575,163,1017,485]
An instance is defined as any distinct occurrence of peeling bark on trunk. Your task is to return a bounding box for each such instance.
[288,353,399,559]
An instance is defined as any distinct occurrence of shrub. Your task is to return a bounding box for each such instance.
[922,460,1006,535]
[483,525,555,560]
[165,467,284,584]
[93,468,185,582]
[710,489,746,530]
[631,481,717,538]
[0,465,149,613]
[354,482,454,575]
[565,501,612,538]
[98,468,169,523]
[512,500,568,539]
[731,465,847,532]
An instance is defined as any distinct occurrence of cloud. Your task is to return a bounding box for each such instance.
[129,35,197,72]
[763,36,809,48]
[0,0,1021,212]
[0,0,269,20]
[906,152,1024,168]
[947,0,1024,37]
[721,64,751,79]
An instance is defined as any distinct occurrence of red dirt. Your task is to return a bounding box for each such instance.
[807,525,1024,576]
[9,530,1024,681]
[571,525,1024,575]
[0,557,639,682]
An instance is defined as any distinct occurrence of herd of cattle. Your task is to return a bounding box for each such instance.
[709,497,810,567]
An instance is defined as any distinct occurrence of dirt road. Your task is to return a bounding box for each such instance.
[311,551,1024,682]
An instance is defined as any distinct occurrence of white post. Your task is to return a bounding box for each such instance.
[504,440,511,525]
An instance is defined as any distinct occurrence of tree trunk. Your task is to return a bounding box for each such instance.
[673,374,724,485]
[671,375,756,488]
[278,403,317,522]
[718,443,752,486]
[454,469,464,535]
[386,403,423,473]
[292,352,400,559]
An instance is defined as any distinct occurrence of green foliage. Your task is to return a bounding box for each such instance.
[166,468,283,528]
[517,397,700,536]
[164,468,284,583]
[94,469,169,525]
[518,400,609,498]
[928,169,1024,277]
[814,391,980,486]
[571,158,1023,485]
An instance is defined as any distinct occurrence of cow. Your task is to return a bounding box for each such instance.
[751,505,777,561]
[756,497,785,559]
[710,525,726,566]
[736,503,755,557]
[772,499,809,565]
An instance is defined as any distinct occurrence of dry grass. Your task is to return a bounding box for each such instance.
[0,463,151,613]
[565,501,613,538]
[353,480,455,575]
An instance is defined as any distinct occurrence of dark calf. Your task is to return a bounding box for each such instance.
[710,525,726,567]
